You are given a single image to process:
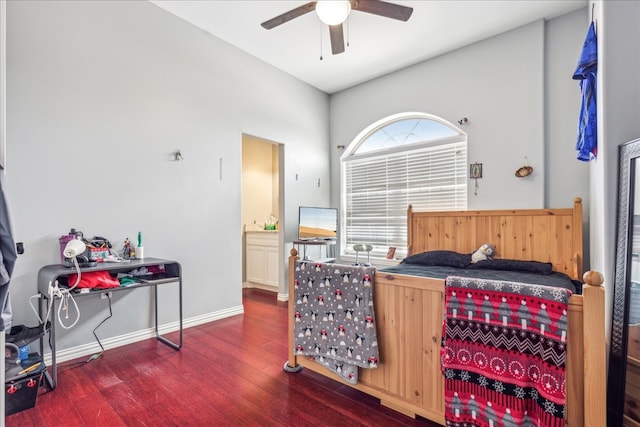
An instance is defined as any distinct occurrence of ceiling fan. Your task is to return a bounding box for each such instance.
[261,0,413,55]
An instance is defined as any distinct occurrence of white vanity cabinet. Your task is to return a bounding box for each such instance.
[245,231,279,290]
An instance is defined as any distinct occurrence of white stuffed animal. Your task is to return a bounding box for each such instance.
[471,243,496,263]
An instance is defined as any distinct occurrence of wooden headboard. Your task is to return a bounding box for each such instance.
[406,197,584,280]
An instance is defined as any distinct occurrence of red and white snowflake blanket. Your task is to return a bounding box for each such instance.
[441,275,571,427]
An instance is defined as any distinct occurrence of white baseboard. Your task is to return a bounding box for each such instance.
[242,281,287,301]
[242,281,278,292]
[42,305,244,365]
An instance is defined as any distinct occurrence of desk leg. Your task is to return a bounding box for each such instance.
[38,295,52,390]
[38,294,44,358]
[153,280,183,350]
[49,296,58,389]
[178,279,183,346]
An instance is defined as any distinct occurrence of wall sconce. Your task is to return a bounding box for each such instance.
[174,150,183,161]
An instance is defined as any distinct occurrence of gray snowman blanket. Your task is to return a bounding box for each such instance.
[293,261,379,384]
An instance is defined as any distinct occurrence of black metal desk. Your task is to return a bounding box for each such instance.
[37,257,182,389]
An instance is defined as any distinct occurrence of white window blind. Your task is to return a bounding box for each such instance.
[343,140,467,259]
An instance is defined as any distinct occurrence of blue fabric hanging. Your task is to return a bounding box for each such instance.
[573,22,598,162]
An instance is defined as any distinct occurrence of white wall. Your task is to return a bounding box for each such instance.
[331,20,543,211]
[5,0,636,365]
[544,8,591,209]
[327,2,640,349]
[591,0,640,344]
[5,0,330,351]
[544,7,592,265]
[329,10,590,260]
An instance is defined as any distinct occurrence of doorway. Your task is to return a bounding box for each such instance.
[241,134,284,299]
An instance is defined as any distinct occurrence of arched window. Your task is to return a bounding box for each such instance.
[341,113,467,260]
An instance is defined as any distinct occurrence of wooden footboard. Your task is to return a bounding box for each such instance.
[286,253,605,426]
[286,198,605,426]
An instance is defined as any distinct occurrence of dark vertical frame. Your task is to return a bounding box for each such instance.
[608,138,640,425]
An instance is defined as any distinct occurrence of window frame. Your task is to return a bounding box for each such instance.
[340,112,468,263]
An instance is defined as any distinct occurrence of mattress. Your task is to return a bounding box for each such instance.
[379,264,580,294]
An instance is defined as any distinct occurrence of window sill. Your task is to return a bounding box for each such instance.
[339,254,402,268]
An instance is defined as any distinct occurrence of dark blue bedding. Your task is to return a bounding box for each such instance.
[378,263,581,294]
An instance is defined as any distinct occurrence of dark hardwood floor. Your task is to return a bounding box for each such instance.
[6,288,440,426]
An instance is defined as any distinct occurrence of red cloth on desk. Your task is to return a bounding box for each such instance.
[67,271,120,289]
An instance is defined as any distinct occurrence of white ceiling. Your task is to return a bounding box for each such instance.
[150,0,587,94]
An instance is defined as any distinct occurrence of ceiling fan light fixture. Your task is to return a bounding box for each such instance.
[316,0,351,26]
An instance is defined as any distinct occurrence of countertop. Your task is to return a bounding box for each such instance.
[245,229,279,233]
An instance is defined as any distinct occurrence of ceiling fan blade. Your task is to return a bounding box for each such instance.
[329,24,345,55]
[261,2,317,30]
[351,0,413,21]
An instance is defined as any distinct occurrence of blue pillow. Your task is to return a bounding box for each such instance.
[402,250,471,268]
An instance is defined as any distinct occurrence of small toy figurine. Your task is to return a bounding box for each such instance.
[471,243,496,263]
[122,238,135,259]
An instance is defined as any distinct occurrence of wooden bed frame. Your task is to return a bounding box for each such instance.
[286,197,605,426]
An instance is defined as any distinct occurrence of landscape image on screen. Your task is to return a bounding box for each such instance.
[298,207,337,240]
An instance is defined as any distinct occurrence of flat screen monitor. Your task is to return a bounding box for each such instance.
[298,206,337,241]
